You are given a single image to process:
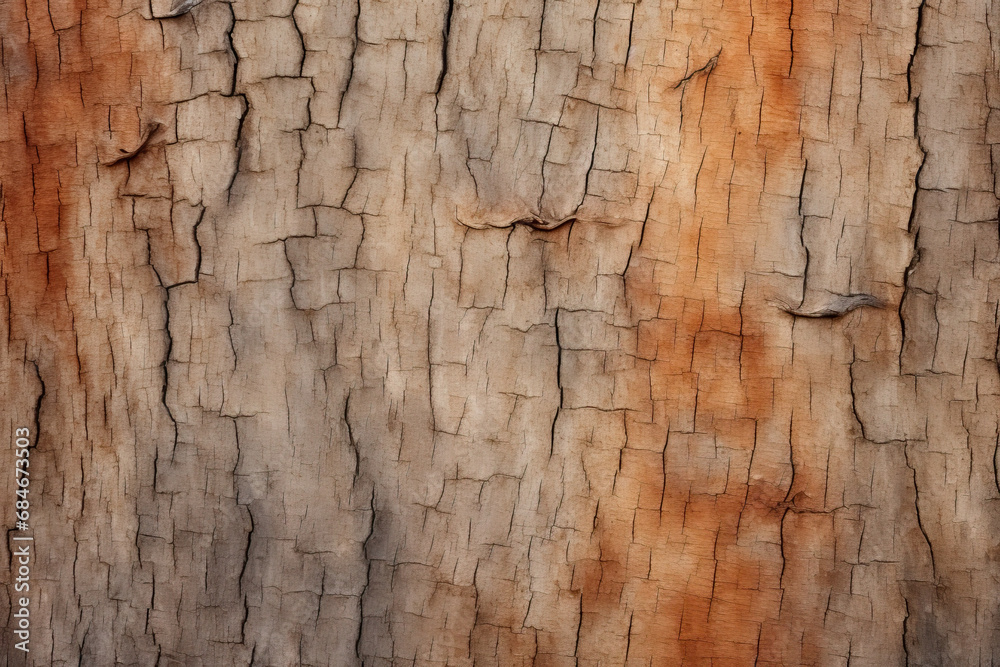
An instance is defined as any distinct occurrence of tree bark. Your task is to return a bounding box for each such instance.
[0,0,996,664]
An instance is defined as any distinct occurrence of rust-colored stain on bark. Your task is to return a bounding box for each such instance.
[0,2,170,658]
[0,0,154,395]
[575,0,828,662]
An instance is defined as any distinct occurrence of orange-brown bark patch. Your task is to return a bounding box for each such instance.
[579,0,832,661]
[0,0,160,393]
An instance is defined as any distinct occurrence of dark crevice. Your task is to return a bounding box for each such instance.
[574,110,600,214]
[227,296,239,366]
[344,389,359,478]
[901,0,928,377]
[339,0,362,126]
[625,4,635,68]
[281,239,300,309]
[902,596,912,665]
[572,593,584,658]
[899,230,921,372]
[434,0,454,99]
[427,271,437,431]
[239,505,255,644]
[787,0,794,75]
[797,159,810,304]
[291,0,307,78]
[672,50,721,90]
[776,506,789,614]
[30,359,44,453]
[355,491,376,662]
[785,412,797,503]
[993,427,1000,497]
[223,3,249,203]
[590,0,601,62]
[151,265,180,464]
[847,349,871,443]
[550,308,563,457]
[904,443,936,579]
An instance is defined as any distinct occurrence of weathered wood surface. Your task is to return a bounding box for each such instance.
[0,0,997,663]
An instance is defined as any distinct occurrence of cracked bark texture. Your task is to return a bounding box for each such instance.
[0,0,997,664]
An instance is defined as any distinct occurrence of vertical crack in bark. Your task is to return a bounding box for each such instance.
[590,0,601,64]
[227,296,239,366]
[574,111,600,214]
[549,307,563,457]
[900,0,927,372]
[847,350,870,442]
[239,504,255,647]
[777,505,790,614]
[796,159,810,305]
[901,596,912,663]
[30,359,44,453]
[537,0,548,52]
[572,592,584,660]
[345,389,360,478]
[904,442,936,579]
[355,491,376,662]
[427,271,437,432]
[340,0,362,125]
[434,0,454,100]
[224,4,249,202]
[787,0,795,76]
[899,230,921,373]
[158,275,180,463]
[993,426,1000,497]
[291,0,307,78]
[625,3,635,67]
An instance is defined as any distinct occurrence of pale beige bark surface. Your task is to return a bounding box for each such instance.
[0,0,997,664]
